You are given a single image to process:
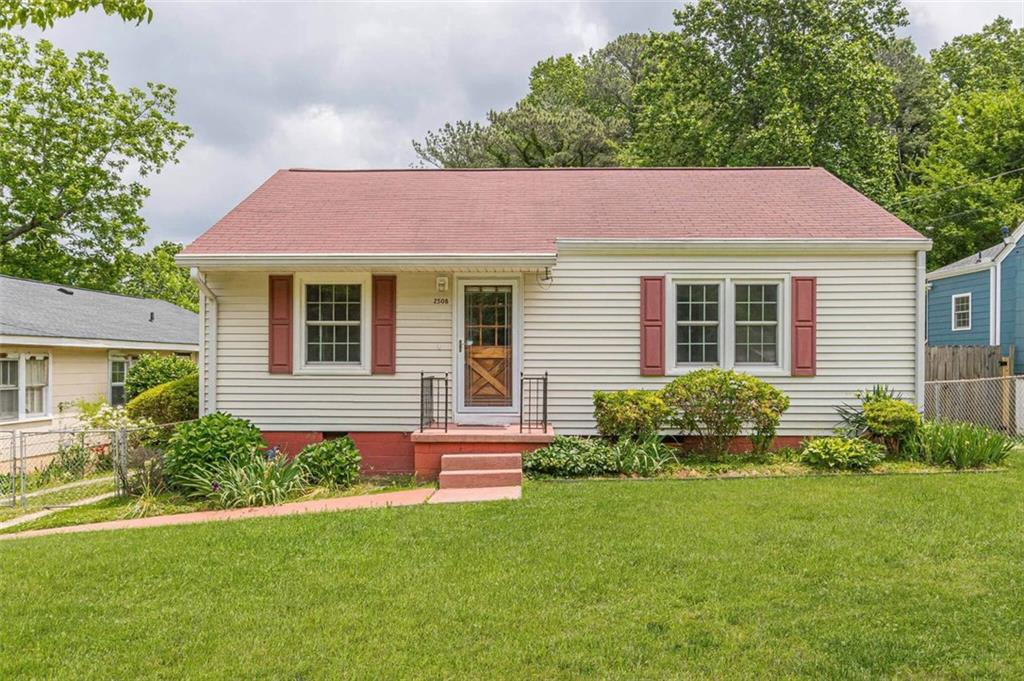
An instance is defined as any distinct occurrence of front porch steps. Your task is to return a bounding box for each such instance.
[438,453,523,489]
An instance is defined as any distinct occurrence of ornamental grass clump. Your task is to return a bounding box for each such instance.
[181,450,304,509]
[660,368,789,457]
[916,420,1014,469]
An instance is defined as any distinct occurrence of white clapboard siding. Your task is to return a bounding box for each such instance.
[522,252,918,436]
[203,271,451,430]
[202,252,919,436]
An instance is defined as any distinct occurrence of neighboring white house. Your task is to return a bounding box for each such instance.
[0,275,199,430]
[176,167,931,478]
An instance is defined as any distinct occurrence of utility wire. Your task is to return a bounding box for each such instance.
[892,164,1024,208]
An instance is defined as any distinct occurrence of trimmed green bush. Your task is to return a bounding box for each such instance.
[180,452,304,508]
[609,435,676,476]
[917,420,1014,469]
[124,353,197,401]
[835,385,903,437]
[126,374,199,424]
[802,437,884,470]
[592,390,672,439]
[296,437,361,488]
[660,368,790,456]
[164,413,266,494]
[864,398,921,456]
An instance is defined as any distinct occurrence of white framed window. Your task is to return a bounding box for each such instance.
[674,282,722,365]
[0,353,51,422]
[109,354,136,406]
[294,274,371,374]
[669,276,788,374]
[951,293,971,331]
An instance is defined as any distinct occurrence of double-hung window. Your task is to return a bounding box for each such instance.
[110,355,134,406]
[951,293,971,331]
[671,277,785,372]
[304,283,364,366]
[0,354,50,421]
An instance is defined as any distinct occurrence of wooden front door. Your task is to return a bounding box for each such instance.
[462,284,514,408]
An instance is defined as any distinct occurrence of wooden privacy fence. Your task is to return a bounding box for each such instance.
[925,345,1015,381]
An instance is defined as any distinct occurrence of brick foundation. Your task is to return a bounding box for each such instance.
[672,435,810,453]
[260,431,415,476]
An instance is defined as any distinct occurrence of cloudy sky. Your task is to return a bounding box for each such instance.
[16,0,1024,246]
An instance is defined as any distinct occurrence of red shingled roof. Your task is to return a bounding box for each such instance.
[182,167,924,255]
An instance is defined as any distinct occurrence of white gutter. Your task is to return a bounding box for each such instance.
[0,335,197,352]
[916,251,927,409]
[991,264,1000,346]
[176,253,557,271]
[190,268,218,414]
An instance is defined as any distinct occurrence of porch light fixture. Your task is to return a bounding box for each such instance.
[436,276,449,292]
[537,267,553,290]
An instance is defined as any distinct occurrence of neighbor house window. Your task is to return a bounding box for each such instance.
[0,359,17,420]
[305,283,362,364]
[952,293,971,331]
[671,278,785,372]
[735,283,779,365]
[0,355,50,421]
[110,356,131,406]
[675,283,720,364]
[24,357,48,415]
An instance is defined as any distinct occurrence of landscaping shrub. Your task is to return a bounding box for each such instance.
[660,368,790,456]
[124,353,197,401]
[835,385,903,437]
[296,437,361,488]
[592,390,671,439]
[916,420,1014,469]
[180,451,304,508]
[38,440,92,484]
[801,437,884,470]
[863,398,921,456]
[126,374,199,424]
[163,412,266,494]
[609,435,676,476]
[84,403,153,430]
[523,436,619,477]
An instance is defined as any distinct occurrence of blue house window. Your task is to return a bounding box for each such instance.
[952,293,971,331]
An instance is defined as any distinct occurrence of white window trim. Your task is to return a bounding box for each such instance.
[108,353,136,406]
[667,274,790,377]
[292,272,372,375]
[0,352,52,425]
[951,292,972,331]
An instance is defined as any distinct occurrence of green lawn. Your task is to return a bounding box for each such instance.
[2,457,1023,679]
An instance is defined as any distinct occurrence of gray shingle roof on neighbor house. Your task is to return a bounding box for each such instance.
[0,275,199,347]
[930,242,1007,277]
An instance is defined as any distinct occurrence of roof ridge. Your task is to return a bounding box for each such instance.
[285,166,819,174]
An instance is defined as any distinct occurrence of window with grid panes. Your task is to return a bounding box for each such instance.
[0,359,16,420]
[734,283,779,364]
[675,283,720,364]
[305,284,362,364]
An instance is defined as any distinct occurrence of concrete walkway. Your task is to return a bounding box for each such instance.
[0,491,117,531]
[0,485,522,541]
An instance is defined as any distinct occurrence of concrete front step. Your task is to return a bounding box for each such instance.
[438,468,523,489]
[441,453,522,471]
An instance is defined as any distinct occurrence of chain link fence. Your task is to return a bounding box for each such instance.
[924,376,1022,435]
[0,421,190,523]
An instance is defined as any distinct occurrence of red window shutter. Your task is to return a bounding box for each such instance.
[268,275,293,374]
[371,275,397,374]
[791,277,817,377]
[640,276,665,376]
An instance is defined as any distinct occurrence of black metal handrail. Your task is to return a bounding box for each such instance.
[419,372,450,432]
[520,372,548,433]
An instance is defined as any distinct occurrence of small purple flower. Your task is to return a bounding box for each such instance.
[264,446,280,461]
[211,481,220,492]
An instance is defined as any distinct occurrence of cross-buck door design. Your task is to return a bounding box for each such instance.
[463,284,513,408]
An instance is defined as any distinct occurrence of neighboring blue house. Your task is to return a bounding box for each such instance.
[926,225,1024,373]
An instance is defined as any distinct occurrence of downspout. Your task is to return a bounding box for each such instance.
[915,252,926,409]
[190,268,218,414]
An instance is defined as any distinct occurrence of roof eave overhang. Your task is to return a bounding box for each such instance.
[0,335,199,352]
[556,237,932,255]
[175,253,559,271]
[926,260,994,281]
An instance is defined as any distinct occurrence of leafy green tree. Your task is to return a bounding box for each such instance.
[897,86,1024,268]
[413,33,643,168]
[0,34,191,291]
[629,0,905,202]
[118,241,199,312]
[0,0,151,29]
[931,17,1024,93]
[124,352,196,402]
[878,37,945,186]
